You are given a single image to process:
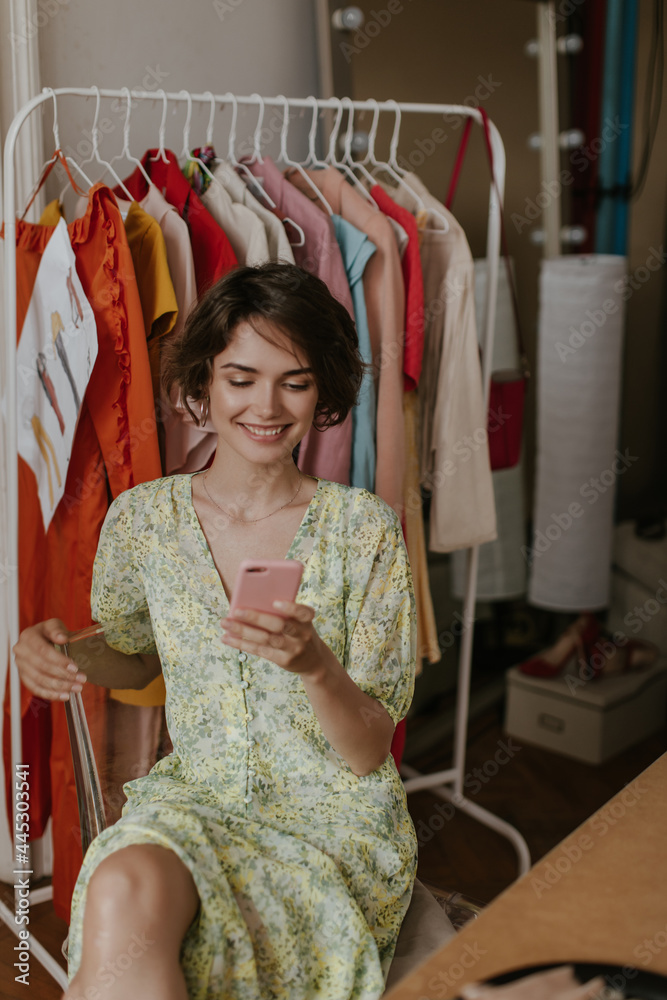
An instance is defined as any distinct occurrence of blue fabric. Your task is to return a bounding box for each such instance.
[332,215,377,491]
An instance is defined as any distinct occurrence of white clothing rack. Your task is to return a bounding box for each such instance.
[1,87,530,987]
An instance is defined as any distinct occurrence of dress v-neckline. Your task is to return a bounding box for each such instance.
[185,473,324,606]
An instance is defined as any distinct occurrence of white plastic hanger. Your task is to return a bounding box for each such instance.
[28,88,93,206]
[74,86,135,202]
[277,94,333,215]
[108,86,153,190]
[227,92,305,247]
[150,89,171,164]
[179,89,217,188]
[304,96,328,170]
[341,96,378,189]
[325,98,377,205]
[370,98,449,232]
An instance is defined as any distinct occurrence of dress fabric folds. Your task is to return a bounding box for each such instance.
[67,477,418,1000]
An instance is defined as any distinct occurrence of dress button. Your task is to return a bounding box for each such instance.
[245,713,254,722]
[240,680,249,689]
[248,769,256,777]
[244,795,252,804]
[238,652,247,663]
[246,740,254,748]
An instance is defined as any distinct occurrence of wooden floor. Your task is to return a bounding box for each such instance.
[2,704,665,998]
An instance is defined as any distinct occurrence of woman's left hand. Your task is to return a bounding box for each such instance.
[221,601,326,677]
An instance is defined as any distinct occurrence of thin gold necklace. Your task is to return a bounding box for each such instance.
[203,471,304,524]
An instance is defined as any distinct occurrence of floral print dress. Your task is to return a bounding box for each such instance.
[67,476,418,1000]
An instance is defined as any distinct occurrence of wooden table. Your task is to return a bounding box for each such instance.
[386,752,667,998]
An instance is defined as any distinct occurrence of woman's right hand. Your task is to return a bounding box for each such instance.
[12,619,87,701]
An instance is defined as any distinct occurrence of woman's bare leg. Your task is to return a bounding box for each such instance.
[63,844,200,1000]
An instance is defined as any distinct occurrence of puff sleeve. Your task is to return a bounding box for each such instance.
[343,493,416,725]
[90,488,157,655]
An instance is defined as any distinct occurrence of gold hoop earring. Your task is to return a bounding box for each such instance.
[199,397,209,426]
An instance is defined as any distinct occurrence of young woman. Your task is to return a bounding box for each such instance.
[14,263,418,1000]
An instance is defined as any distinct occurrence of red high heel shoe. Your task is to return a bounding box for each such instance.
[519,613,600,679]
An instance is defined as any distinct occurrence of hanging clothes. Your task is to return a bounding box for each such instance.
[384,173,496,552]
[328,215,377,492]
[369,185,425,390]
[284,167,406,518]
[243,157,354,486]
[369,186,439,666]
[451,260,528,602]
[205,158,295,264]
[119,149,238,296]
[3,182,162,923]
[184,149,270,266]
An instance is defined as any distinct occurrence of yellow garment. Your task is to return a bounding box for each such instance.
[111,203,177,706]
[123,201,178,402]
[403,391,441,668]
[39,199,64,225]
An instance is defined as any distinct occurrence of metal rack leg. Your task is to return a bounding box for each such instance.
[401,763,531,876]
[0,895,68,989]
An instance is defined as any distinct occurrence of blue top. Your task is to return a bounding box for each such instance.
[332,215,377,491]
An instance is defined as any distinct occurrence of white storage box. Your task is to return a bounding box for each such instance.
[504,659,667,764]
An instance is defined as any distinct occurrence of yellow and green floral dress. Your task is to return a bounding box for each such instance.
[67,475,418,1000]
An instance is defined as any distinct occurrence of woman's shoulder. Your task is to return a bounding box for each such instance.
[317,480,402,537]
[107,474,191,517]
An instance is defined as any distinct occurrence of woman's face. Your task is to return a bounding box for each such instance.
[207,319,319,464]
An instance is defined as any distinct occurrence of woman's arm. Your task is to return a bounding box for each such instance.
[221,602,394,776]
[13,619,161,701]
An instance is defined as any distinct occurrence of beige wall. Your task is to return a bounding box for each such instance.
[331,0,666,522]
[2,0,320,207]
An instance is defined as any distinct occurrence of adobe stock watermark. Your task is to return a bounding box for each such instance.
[530,776,647,898]
[339,1,410,63]
[54,65,170,168]
[423,940,487,999]
[68,932,155,999]
[416,738,522,847]
[212,0,244,20]
[555,246,667,363]
[511,115,628,234]
[393,75,502,173]
[565,576,667,694]
[521,448,638,566]
[8,0,70,49]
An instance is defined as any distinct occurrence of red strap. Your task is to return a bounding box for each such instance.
[21,150,86,221]
[445,118,473,210]
[447,109,529,378]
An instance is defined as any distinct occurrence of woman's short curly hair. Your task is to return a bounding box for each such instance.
[162,263,365,430]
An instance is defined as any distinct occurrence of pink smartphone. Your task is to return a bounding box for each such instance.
[229,559,304,618]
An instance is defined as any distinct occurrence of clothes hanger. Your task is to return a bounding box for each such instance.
[304,96,328,170]
[178,89,218,188]
[325,98,378,206]
[74,86,135,202]
[108,86,153,189]
[22,88,93,218]
[369,98,449,232]
[149,89,171,164]
[277,94,333,216]
[226,92,305,247]
[341,96,378,190]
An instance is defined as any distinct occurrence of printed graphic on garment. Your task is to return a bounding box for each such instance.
[17,218,98,530]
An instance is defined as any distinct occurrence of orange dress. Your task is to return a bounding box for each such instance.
[3,183,162,921]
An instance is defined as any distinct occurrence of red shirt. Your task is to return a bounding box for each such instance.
[370,185,425,390]
[119,150,237,296]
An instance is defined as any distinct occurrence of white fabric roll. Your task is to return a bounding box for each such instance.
[528,255,627,611]
[451,259,527,601]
